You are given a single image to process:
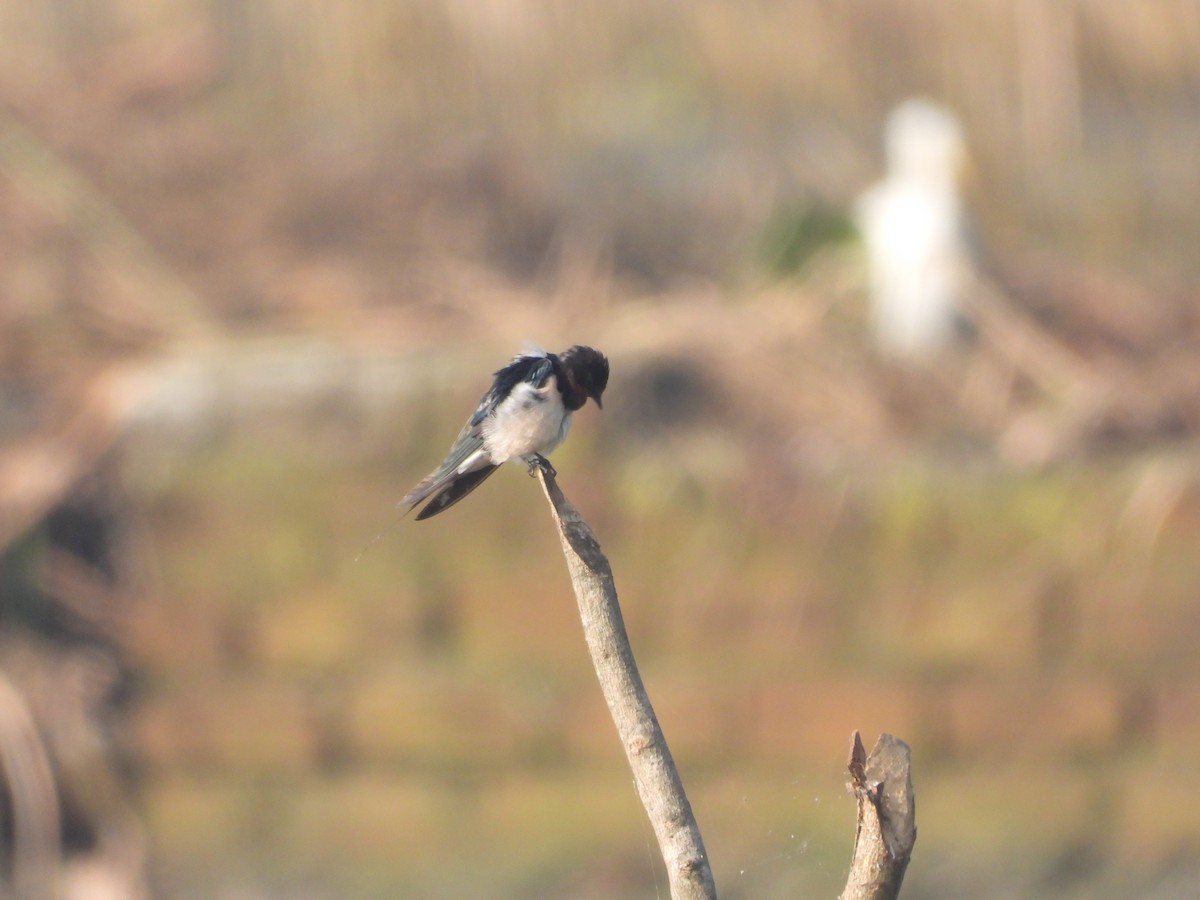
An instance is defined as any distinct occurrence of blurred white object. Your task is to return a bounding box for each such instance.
[857,99,969,357]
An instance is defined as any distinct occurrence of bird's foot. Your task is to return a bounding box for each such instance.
[527,454,556,478]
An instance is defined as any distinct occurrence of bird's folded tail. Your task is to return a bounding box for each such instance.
[407,465,500,520]
[399,471,443,511]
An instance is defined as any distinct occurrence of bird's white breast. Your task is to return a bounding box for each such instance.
[481,379,571,465]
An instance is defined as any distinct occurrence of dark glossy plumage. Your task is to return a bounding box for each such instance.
[555,345,610,411]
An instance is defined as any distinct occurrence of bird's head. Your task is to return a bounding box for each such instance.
[558,345,609,410]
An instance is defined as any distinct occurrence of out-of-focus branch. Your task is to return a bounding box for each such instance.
[0,669,60,898]
[536,468,716,900]
[840,731,916,900]
[0,364,156,548]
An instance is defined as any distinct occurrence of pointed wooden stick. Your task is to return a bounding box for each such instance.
[536,468,717,900]
[840,731,916,900]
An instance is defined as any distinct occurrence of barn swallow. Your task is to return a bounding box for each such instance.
[400,344,609,520]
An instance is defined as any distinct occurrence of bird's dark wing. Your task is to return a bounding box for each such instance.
[413,464,500,520]
[403,413,482,491]
[399,353,553,514]
[397,415,484,508]
[469,354,555,426]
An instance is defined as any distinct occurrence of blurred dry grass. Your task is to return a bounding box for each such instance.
[3,0,1198,450]
[2,0,1200,284]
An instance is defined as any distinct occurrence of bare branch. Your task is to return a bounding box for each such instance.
[840,732,916,900]
[0,668,60,898]
[536,468,716,900]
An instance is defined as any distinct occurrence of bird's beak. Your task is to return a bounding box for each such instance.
[594,394,603,409]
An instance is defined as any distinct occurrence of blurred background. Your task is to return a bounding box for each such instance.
[1,1,1199,898]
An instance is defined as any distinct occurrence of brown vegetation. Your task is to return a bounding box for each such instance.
[1,2,1199,897]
